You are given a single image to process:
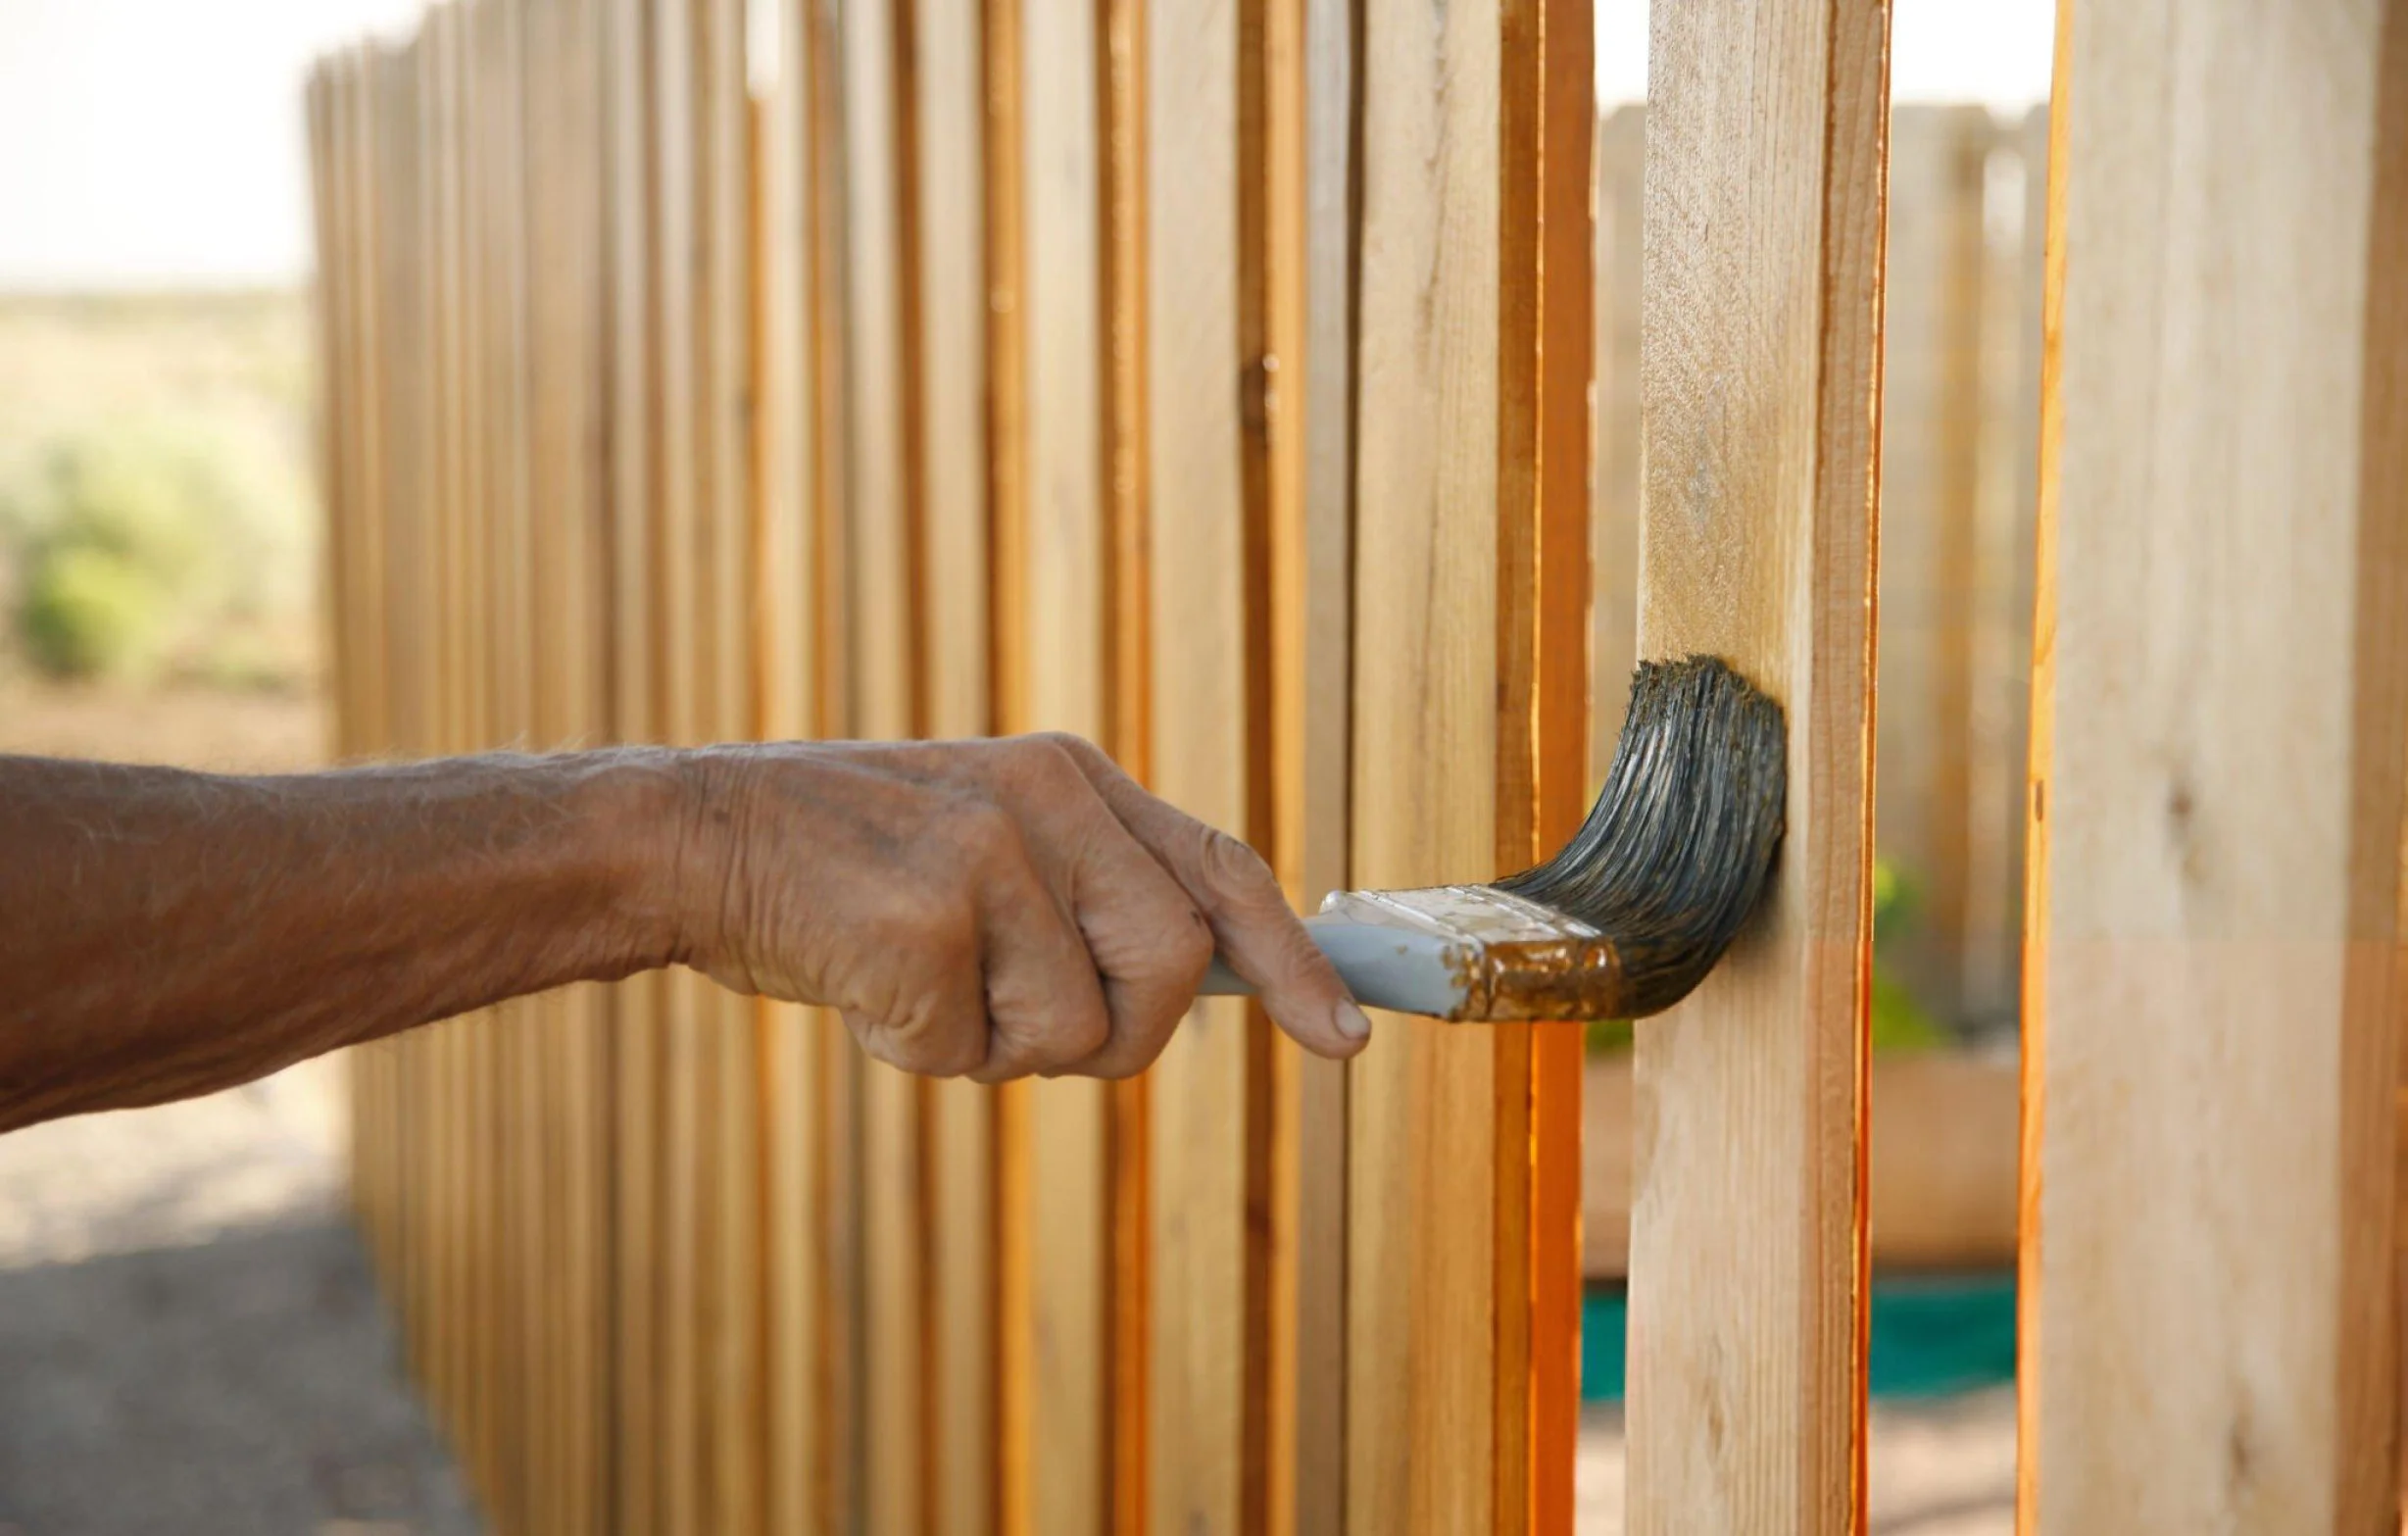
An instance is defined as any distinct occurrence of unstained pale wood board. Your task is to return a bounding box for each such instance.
[692,0,763,1526]
[912,0,1000,1515]
[1340,0,1508,1526]
[649,0,708,1521]
[836,0,929,1526]
[602,0,664,1527]
[1008,0,1110,1523]
[2021,3,2407,1530]
[526,0,614,1522]
[1273,0,1351,1518]
[1624,0,1885,1530]
[756,3,829,1531]
[1143,0,1267,1522]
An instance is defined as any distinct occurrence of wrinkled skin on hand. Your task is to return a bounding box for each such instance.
[674,732,1370,1081]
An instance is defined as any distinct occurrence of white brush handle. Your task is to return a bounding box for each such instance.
[1196,912,1472,1019]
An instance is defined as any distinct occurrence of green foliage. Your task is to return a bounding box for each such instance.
[17,545,163,679]
[1,420,310,683]
[1583,857,1947,1055]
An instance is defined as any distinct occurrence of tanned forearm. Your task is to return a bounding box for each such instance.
[0,750,693,1132]
[2,734,1367,1138]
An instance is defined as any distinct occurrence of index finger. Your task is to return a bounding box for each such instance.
[1039,733,1369,1060]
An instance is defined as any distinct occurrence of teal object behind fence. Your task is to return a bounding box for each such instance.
[1582,1271,2017,1401]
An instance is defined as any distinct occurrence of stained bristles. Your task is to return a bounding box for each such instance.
[1496,655,1786,1017]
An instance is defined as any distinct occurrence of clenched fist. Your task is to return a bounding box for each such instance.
[668,733,1369,1079]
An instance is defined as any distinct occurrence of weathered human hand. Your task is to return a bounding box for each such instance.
[670,733,1370,1080]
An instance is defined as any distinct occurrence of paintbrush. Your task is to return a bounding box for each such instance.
[1199,655,1786,1021]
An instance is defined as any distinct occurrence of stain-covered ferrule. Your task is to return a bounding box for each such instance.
[1313,886,1632,1021]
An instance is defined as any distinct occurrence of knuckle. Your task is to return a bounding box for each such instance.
[947,795,1025,867]
[1028,729,1094,766]
[1013,732,1095,796]
[1197,826,1276,902]
[912,1016,989,1078]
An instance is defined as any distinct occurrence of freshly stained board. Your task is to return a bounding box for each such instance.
[1519,0,1593,1512]
[2023,3,2406,1530]
[1624,0,1884,1530]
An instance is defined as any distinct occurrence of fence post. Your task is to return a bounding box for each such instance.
[2020,3,2408,1528]
[1623,0,1886,1530]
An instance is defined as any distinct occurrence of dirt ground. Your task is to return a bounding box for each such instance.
[1,678,2015,1534]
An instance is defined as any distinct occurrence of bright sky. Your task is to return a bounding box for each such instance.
[0,0,2056,291]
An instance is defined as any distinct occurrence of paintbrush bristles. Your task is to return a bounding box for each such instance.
[1497,655,1786,1017]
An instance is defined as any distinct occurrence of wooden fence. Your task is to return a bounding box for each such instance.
[308,0,2408,1531]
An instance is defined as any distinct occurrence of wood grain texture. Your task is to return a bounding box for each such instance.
[477,1,549,1517]
[1010,0,1111,1523]
[1101,0,1151,1521]
[756,4,830,1532]
[1340,0,1505,1525]
[838,0,930,1524]
[369,25,433,1419]
[982,0,1034,1520]
[602,0,664,1527]
[804,0,868,1519]
[692,0,763,1528]
[649,0,708,1523]
[2021,3,2407,1530]
[442,6,501,1505]
[1516,0,1591,1523]
[429,12,471,1462]
[1141,0,1270,1523]
[913,0,999,1519]
[526,0,614,1523]
[1271,0,1351,1519]
[1624,0,1885,1530]
[1586,1055,2019,1277]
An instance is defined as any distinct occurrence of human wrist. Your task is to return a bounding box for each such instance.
[564,745,720,980]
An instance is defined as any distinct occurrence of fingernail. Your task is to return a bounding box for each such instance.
[1335,1001,1372,1040]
